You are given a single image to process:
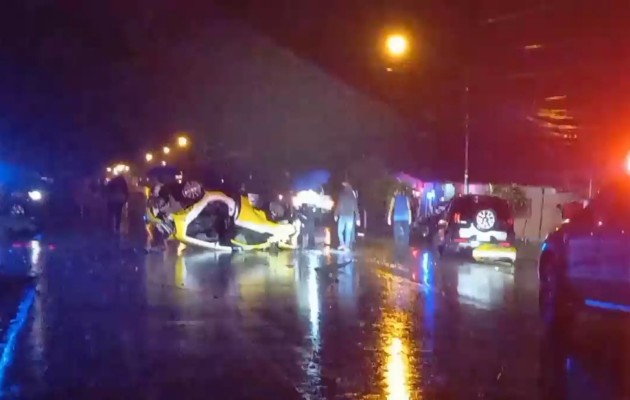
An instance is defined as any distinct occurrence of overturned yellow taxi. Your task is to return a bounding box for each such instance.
[146,182,299,251]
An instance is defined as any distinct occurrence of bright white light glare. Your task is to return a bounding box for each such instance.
[161,161,167,166]
[106,167,112,173]
[292,190,334,210]
[321,196,334,210]
[163,146,171,155]
[278,194,283,201]
[426,189,436,200]
[112,163,129,176]
[28,190,43,201]
[145,153,153,162]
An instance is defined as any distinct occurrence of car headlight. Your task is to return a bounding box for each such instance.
[28,190,43,201]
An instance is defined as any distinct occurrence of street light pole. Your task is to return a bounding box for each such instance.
[464,79,470,194]
[460,7,543,195]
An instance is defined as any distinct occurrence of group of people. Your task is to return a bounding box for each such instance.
[297,180,359,251]
[332,180,413,254]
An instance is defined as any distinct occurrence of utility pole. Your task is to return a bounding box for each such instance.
[464,79,470,194]
[462,4,550,194]
[463,2,476,195]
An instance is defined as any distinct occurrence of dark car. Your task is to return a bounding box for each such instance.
[0,172,49,236]
[436,194,515,255]
[539,177,630,331]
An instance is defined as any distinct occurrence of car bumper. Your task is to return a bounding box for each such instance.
[452,239,513,248]
[472,243,517,263]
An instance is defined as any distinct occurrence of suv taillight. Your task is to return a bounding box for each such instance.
[453,213,461,224]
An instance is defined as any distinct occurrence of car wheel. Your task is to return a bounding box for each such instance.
[539,252,575,335]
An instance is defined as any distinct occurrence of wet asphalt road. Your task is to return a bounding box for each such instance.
[0,228,627,398]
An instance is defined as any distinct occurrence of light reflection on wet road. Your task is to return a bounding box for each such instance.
[0,235,625,399]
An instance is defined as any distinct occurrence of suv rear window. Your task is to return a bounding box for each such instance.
[451,195,512,221]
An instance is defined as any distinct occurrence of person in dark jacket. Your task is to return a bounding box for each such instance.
[105,175,129,233]
[388,186,412,260]
[298,203,318,249]
[334,181,359,251]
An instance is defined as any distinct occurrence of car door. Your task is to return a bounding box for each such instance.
[592,185,630,306]
[564,202,601,300]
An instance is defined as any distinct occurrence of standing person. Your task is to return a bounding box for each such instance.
[298,203,318,249]
[334,181,359,251]
[388,186,412,260]
[105,175,129,234]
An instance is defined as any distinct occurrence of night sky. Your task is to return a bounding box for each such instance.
[1,0,628,180]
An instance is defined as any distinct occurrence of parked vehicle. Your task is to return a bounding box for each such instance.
[539,177,630,331]
[436,194,516,262]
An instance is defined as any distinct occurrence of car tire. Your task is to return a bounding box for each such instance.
[539,252,575,335]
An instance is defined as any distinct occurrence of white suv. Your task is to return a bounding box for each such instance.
[437,195,515,254]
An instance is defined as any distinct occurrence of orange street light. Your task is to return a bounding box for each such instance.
[385,34,409,58]
[177,136,189,148]
[163,146,171,155]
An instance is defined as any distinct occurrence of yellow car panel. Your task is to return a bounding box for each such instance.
[146,188,297,251]
[472,243,517,264]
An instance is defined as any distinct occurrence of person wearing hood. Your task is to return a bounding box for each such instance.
[334,181,359,251]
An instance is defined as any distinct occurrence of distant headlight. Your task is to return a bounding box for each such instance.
[28,190,43,201]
